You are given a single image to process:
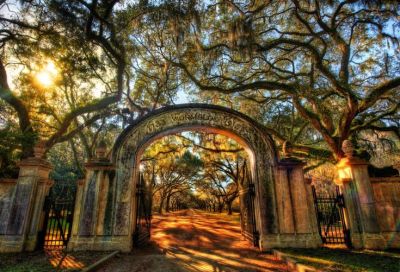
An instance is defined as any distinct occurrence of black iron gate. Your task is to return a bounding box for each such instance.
[312,186,351,247]
[133,173,152,246]
[239,162,259,247]
[39,184,76,250]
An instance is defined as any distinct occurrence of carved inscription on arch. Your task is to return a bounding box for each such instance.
[128,109,262,152]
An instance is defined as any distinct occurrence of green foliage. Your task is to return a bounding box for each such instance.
[178,150,203,169]
[47,143,83,180]
[46,142,83,197]
[128,0,400,162]
[142,131,248,213]
[0,125,37,178]
[1,0,399,176]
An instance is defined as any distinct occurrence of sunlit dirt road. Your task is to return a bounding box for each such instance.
[99,209,288,272]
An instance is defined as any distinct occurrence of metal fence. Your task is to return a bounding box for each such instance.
[312,185,351,247]
[39,179,77,250]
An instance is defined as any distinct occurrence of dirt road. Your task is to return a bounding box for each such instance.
[98,210,288,272]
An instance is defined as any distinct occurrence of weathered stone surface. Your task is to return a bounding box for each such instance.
[275,168,295,234]
[276,159,320,241]
[371,177,400,248]
[68,160,118,251]
[71,179,85,237]
[79,171,99,236]
[7,176,38,235]
[96,172,109,235]
[103,171,115,235]
[289,167,310,233]
[0,179,16,234]
[336,157,399,249]
[261,233,321,250]
[112,104,278,242]
[0,156,52,252]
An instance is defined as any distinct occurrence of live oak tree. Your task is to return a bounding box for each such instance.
[141,132,248,214]
[2,0,399,178]
[173,132,247,214]
[212,158,247,215]
[0,0,128,163]
[165,151,202,213]
[133,0,400,162]
[194,133,247,215]
[201,159,244,215]
[141,135,203,214]
[0,1,191,177]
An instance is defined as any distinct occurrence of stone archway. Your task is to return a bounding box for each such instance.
[67,104,321,252]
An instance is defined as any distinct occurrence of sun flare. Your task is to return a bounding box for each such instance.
[35,61,58,87]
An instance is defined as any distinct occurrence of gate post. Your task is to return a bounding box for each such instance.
[68,141,118,251]
[0,142,52,252]
[336,140,385,249]
[273,142,321,248]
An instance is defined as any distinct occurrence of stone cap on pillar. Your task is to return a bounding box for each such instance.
[278,158,306,169]
[95,140,108,159]
[85,141,115,170]
[336,140,371,185]
[342,139,355,159]
[278,141,305,169]
[340,140,369,166]
[18,141,52,170]
[84,159,115,170]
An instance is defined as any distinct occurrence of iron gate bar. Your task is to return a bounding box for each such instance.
[248,183,259,247]
[133,172,152,246]
[40,185,76,250]
[312,185,351,247]
[240,161,259,247]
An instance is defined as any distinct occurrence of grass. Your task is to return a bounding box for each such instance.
[279,247,400,272]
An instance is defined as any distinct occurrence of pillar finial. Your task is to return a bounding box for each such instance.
[342,140,355,159]
[95,140,107,159]
[33,140,46,159]
[282,140,293,158]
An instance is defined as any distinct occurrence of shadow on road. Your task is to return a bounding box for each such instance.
[99,209,287,272]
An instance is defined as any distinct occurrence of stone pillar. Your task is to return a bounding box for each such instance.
[68,142,120,251]
[304,177,320,236]
[271,142,321,248]
[0,142,52,252]
[336,140,385,249]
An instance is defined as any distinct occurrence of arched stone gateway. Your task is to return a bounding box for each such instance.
[65,104,321,251]
[67,104,321,252]
[1,105,398,253]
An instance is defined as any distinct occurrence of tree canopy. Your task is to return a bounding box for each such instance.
[141,132,248,214]
[138,0,400,160]
[0,0,399,177]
